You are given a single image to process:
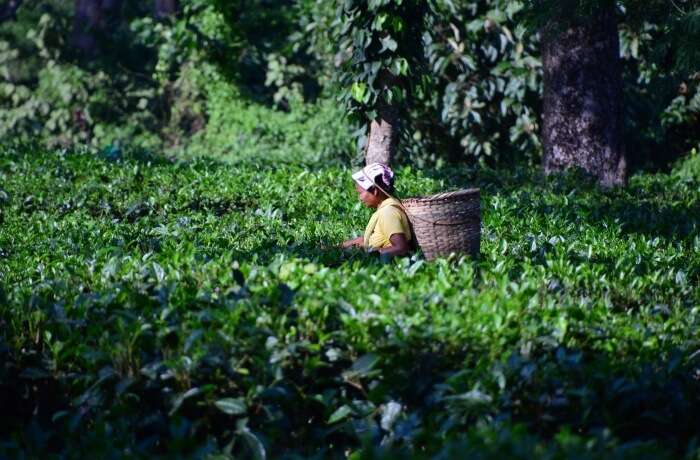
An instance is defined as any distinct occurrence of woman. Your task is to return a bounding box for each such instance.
[341,162,413,257]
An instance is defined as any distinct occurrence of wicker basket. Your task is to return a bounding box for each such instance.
[401,188,480,261]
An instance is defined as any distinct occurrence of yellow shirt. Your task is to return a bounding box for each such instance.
[364,197,412,249]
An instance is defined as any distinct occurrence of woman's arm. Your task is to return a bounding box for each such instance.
[379,233,411,257]
[341,236,365,249]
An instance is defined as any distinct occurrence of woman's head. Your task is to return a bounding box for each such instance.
[352,163,395,208]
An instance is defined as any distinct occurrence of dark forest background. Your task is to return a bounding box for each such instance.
[0,0,698,169]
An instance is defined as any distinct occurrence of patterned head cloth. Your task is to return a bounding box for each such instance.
[352,163,395,191]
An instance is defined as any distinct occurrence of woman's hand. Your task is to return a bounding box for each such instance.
[341,236,364,249]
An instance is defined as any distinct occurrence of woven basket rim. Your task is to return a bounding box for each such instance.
[402,187,480,205]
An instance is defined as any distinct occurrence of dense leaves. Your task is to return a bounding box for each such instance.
[334,0,434,119]
[0,0,698,166]
[2,144,700,457]
[413,0,543,163]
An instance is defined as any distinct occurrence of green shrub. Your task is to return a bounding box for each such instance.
[672,146,700,179]
[1,144,699,458]
[180,66,355,165]
[0,10,163,151]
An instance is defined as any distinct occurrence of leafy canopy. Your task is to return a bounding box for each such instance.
[335,0,437,122]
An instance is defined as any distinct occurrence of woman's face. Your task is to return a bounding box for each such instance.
[355,182,381,208]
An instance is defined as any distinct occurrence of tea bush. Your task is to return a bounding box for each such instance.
[1,144,700,458]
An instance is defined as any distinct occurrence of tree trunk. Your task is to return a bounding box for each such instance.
[0,0,23,23]
[72,0,122,55]
[73,0,100,55]
[365,103,399,165]
[154,0,178,19]
[541,4,627,187]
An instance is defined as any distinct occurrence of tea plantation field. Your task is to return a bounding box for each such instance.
[1,144,700,459]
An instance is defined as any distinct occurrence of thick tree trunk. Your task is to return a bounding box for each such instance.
[72,0,100,55]
[154,0,178,19]
[0,0,23,23]
[541,5,627,187]
[72,0,122,55]
[365,103,399,165]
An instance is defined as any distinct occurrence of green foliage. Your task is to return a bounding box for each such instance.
[619,16,700,168]
[2,144,700,457]
[0,3,166,150]
[330,0,545,165]
[0,0,698,167]
[410,0,542,164]
[331,0,699,167]
[672,146,700,179]
[199,0,326,106]
[0,0,350,161]
[180,64,355,165]
[334,0,436,120]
